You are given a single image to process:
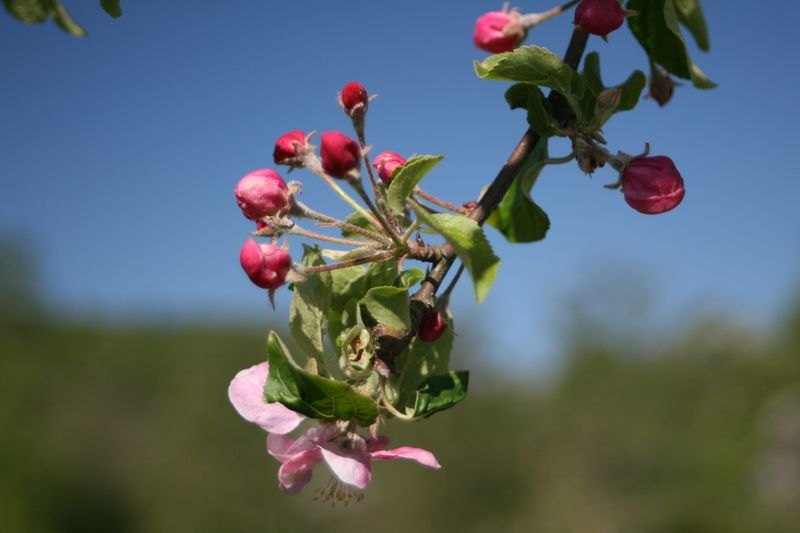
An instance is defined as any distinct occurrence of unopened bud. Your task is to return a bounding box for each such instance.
[648,65,676,107]
[574,0,626,38]
[372,151,406,184]
[234,169,289,220]
[320,131,361,179]
[239,239,292,289]
[273,130,310,167]
[620,155,685,214]
[339,81,368,116]
[418,309,448,343]
[473,10,525,54]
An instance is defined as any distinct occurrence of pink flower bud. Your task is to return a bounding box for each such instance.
[621,156,685,214]
[340,81,368,114]
[234,169,289,220]
[473,10,524,54]
[372,151,406,184]
[239,239,292,290]
[573,0,625,38]
[320,131,361,179]
[418,310,447,343]
[273,130,309,166]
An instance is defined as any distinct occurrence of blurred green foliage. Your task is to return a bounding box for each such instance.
[2,261,800,531]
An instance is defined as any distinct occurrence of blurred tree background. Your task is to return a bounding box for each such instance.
[2,238,800,533]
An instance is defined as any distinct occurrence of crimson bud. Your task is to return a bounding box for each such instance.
[621,156,685,214]
[320,131,361,178]
[372,151,406,184]
[418,310,448,343]
[340,81,368,115]
[239,239,292,290]
[473,10,524,54]
[234,169,289,220]
[574,0,625,38]
[273,130,310,167]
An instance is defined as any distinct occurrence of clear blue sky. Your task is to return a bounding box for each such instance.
[1,1,798,373]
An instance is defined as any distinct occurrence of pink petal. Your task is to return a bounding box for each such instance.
[366,435,391,452]
[228,362,305,434]
[277,448,321,495]
[267,431,316,463]
[370,446,442,469]
[319,445,372,489]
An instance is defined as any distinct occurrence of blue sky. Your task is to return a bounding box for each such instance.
[1,1,798,373]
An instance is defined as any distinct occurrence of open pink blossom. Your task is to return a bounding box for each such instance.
[228,361,441,498]
[267,423,440,498]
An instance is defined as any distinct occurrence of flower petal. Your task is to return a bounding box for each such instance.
[370,446,442,469]
[267,430,316,463]
[319,445,372,489]
[277,448,321,495]
[228,362,305,434]
[366,435,391,452]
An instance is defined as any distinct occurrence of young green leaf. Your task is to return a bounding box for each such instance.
[474,46,574,97]
[487,137,551,243]
[386,155,444,214]
[413,371,470,418]
[673,0,709,51]
[626,0,716,89]
[411,206,500,303]
[264,331,379,426]
[100,0,122,19]
[363,286,411,331]
[289,246,334,373]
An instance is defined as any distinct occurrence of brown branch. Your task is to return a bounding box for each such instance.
[377,28,590,366]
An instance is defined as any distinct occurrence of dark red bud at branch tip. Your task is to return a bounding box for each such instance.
[573,0,625,38]
[240,239,292,290]
[418,310,447,342]
[234,169,290,220]
[621,155,685,214]
[473,10,523,54]
[320,131,361,179]
[372,150,407,184]
[340,81,368,112]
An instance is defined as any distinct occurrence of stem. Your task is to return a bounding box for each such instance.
[294,250,395,275]
[280,224,377,248]
[402,219,421,243]
[414,187,470,215]
[518,0,581,29]
[304,153,381,228]
[347,176,405,246]
[291,199,393,246]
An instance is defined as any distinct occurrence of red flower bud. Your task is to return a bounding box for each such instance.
[234,169,289,220]
[239,239,292,290]
[574,0,625,38]
[621,156,685,214]
[320,131,361,179]
[340,81,368,114]
[473,10,523,54]
[418,310,448,343]
[273,130,309,166]
[372,151,406,184]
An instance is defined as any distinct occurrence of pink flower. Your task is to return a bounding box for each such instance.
[234,169,289,220]
[320,131,361,179]
[573,0,626,38]
[239,239,292,289]
[372,150,406,184]
[229,362,441,498]
[621,155,685,214]
[473,10,524,54]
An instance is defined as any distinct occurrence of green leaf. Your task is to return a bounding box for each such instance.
[363,286,411,331]
[411,207,500,303]
[3,0,49,23]
[673,0,709,51]
[386,155,444,214]
[100,0,122,19]
[506,84,559,138]
[616,70,647,112]
[474,45,575,97]
[341,211,375,238]
[264,331,378,426]
[414,371,470,418]
[51,1,85,37]
[578,52,646,126]
[626,0,716,89]
[289,246,334,372]
[487,137,550,243]
[398,268,425,289]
